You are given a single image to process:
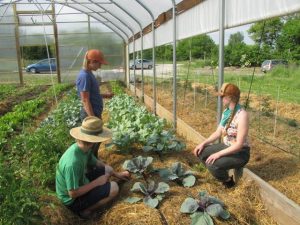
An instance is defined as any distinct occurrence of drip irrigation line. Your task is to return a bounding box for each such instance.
[183,38,192,102]
[157,208,168,225]
[253,134,299,157]
[245,20,266,109]
[63,47,85,82]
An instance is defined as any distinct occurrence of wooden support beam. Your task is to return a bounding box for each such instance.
[13,3,23,85]
[52,2,61,83]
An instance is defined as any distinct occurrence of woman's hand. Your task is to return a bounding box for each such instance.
[193,143,205,157]
[205,152,222,164]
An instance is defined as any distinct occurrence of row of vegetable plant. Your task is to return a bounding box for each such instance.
[122,155,229,225]
[0,84,72,150]
[106,85,229,225]
[0,88,81,224]
[107,94,185,156]
[0,84,41,102]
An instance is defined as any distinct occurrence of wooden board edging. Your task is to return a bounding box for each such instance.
[244,168,300,225]
[128,85,300,225]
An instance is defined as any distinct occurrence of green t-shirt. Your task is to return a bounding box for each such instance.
[55,143,97,205]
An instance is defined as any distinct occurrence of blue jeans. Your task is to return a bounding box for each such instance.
[66,167,110,214]
[199,143,250,182]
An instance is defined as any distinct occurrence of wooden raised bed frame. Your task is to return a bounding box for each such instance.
[129,84,300,225]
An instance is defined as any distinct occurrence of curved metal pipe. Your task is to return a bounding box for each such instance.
[71,0,130,40]
[110,0,144,95]
[90,0,136,87]
[43,0,126,42]
[171,0,177,129]
[135,0,157,113]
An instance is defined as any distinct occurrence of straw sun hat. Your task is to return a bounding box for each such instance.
[70,116,112,143]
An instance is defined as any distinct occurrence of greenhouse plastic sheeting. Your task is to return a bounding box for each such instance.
[1,0,300,51]
[129,0,300,51]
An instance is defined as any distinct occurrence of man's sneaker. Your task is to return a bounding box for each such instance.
[222,176,235,188]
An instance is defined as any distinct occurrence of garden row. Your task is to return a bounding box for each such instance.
[0,86,81,224]
[0,81,277,225]
[0,84,73,150]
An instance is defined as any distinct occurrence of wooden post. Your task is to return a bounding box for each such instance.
[52,2,61,83]
[13,3,23,85]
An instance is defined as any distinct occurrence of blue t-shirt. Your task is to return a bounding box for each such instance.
[76,69,103,117]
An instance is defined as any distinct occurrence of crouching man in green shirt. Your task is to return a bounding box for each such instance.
[56,116,130,219]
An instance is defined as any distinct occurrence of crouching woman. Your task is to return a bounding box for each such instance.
[193,83,250,188]
[56,116,129,219]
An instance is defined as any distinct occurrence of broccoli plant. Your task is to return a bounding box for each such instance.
[142,130,185,157]
[158,162,196,187]
[125,180,169,208]
[180,191,230,225]
[122,156,153,180]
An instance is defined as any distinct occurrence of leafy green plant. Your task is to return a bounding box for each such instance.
[125,180,169,208]
[107,94,165,151]
[158,162,196,187]
[288,119,297,127]
[110,80,124,95]
[143,130,186,156]
[0,155,43,224]
[122,156,153,180]
[180,191,230,225]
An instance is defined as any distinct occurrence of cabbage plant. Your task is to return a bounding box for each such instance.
[122,156,153,180]
[142,130,185,156]
[180,191,230,225]
[158,162,196,187]
[125,180,169,208]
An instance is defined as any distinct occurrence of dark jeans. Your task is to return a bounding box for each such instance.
[80,108,101,158]
[66,167,110,214]
[199,143,250,182]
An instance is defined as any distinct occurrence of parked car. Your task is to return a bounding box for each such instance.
[130,59,153,69]
[261,59,288,73]
[25,58,56,73]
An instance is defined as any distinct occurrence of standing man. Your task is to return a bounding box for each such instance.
[76,49,112,157]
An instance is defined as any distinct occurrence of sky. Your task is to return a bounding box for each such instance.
[208,24,255,45]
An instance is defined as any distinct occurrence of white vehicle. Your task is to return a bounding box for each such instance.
[130,59,153,69]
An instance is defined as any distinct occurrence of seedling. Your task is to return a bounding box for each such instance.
[180,191,230,225]
[125,180,169,208]
[158,162,196,187]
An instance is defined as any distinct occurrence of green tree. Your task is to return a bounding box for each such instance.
[190,34,216,60]
[176,39,190,61]
[225,32,248,66]
[248,18,283,49]
[276,14,300,61]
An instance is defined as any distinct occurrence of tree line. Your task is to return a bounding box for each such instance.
[139,13,300,67]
